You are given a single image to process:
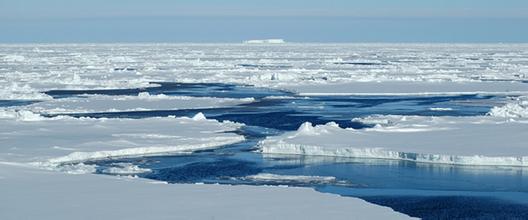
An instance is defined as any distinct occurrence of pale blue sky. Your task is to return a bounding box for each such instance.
[1,0,527,42]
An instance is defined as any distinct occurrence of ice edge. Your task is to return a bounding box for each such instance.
[259,143,528,167]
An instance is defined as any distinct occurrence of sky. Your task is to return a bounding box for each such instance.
[0,0,527,43]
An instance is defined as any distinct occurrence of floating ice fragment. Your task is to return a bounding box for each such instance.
[192,112,207,121]
[429,107,453,111]
[243,173,338,184]
[15,110,45,121]
[101,163,151,175]
[2,55,25,62]
[488,96,528,118]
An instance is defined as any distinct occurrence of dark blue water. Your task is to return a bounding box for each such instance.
[46,82,496,131]
[47,83,528,219]
[45,82,289,99]
[0,100,39,107]
[361,196,528,220]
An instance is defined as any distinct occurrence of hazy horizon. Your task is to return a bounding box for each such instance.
[1,0,527,43]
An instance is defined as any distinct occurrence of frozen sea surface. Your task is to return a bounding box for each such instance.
[3,43,528,100]
[38,82,525,219]
[40,82,502,131]
[3,44,528,219]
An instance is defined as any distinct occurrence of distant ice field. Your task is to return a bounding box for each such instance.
[2,43,528,100]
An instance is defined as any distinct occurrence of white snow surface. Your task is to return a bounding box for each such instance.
[243,173,337,184]
[259,116,528,166]
[101,163,152,175]
[14,93,254,114]
[2,43,528,218]
[0,114,244,163]
[289,81,528,96]
[488,96,528,118]
[2,44,528,100]
[0,163,415,220]
[0,112,413,220]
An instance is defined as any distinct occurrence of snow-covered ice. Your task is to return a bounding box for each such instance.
[100,162,152,175]
[2,44,528,100]
[287,81,528,96]
[259,115,528,166]
[488,96,528,118]
[2,43,528,218]
[242,173,339,185]
[14,93,254,114]
[0,113,244,163]
[0,163,414,220]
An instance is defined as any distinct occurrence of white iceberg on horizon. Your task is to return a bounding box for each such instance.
[243,39,286,44]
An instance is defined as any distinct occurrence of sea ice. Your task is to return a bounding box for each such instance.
[0,113,244,164]
[0,163,414,220]
[259,115,528,166]
[243,173,338,185]
[488,96,528,118]
[101,163,152,175]
[3,44,528,100]
[14,93,254,114]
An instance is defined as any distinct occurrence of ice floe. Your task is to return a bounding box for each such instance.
[0,109,48,121]
[242,173,339,185]
[0,83,52,100]
[429,107,453,111]
[288,81,528,96]
[14,93,254,114]
[259,115,528,166]
[0,113,244,164]
[101,163,152,175]
[0,163,414,220]
[2,54,26,62]
[488,96,528,118]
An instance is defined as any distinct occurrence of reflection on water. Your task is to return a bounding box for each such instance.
[87,141,528,200]
[0,100,39,107]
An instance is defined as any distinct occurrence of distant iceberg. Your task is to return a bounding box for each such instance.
[243,39,286,44]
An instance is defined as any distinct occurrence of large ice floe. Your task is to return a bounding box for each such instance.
[0,109,413,219]
[287,81,528,96]
[0,163,414,220]
[13,92,254,114]
[259,113,528,166]
[0,113,414,220]
[0,112,244,164]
